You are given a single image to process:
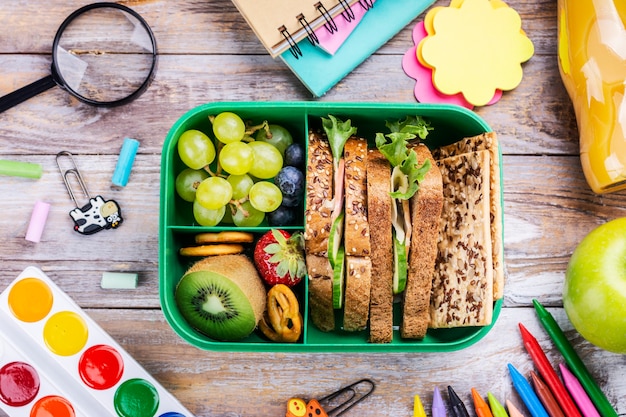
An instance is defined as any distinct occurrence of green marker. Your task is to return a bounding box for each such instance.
[532,299,618,417]
[487,392,509,417]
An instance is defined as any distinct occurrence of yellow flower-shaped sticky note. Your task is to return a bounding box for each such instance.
[420,0,534,106]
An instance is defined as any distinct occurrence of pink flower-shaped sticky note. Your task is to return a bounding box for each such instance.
[403,22,474,108]
[420,0,534,106]
[402,21,502,108]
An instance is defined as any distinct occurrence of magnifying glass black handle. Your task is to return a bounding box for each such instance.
[0,73,57,114]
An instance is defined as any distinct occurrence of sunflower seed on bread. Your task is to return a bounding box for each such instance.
[432,132,504,300]
[343,255,372,331]
[430,150,494,328]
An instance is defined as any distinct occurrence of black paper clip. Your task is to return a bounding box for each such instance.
[286,379,375,416]
[56,151,123,235]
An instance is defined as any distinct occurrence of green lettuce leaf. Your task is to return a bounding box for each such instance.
[385,115,433,139]
[321,115,357,167]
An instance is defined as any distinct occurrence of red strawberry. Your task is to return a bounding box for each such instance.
[253,229,306,287]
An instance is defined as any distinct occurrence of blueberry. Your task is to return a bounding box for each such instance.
[281,194,300,208]
[267,206,296,226]
[275,166,304,198]
[284,143,305,169]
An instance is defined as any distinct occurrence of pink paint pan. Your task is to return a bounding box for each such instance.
[0,266,193,417]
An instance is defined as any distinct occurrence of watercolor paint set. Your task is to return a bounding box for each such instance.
[0,266,193,417]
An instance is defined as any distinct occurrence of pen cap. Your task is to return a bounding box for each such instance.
[25,200,51,242]
[112,138,139,187]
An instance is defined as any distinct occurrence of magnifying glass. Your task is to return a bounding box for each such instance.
[0,2,157,113]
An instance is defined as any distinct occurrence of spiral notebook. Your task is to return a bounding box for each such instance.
[230,0,436,96]
[279,0,436,96]
[230,0,363,58]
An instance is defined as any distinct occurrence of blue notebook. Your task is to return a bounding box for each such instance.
[280,0,436,97]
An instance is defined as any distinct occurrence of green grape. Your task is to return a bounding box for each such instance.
[175,168,209,202]
[213,112,246,144]
[227,174,254,200]
[221,204,235,224]
[249,181,283,212]
[233,200,265,227]
[193,200,225,226]
[247,141,283,179]
[195,177,232,210]
[219,141,254,175]
[177,129,216,169]
[255,124,293,156]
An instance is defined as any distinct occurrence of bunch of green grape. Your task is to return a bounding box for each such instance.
[174,111,296,227]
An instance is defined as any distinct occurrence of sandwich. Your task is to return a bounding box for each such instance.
[367,118,435,342]
[304,116,373,332]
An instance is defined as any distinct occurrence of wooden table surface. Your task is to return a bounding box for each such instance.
[1,0,625,416]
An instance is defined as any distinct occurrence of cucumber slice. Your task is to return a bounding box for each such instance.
[332,246,346,309]
[392,236,407,294]
[328,212,345,269]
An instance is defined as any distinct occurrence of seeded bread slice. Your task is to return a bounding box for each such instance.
[401,144,443,339]
[430,150,494,328]
[366,149,394,343]
[343,256,372,331]
[432,132,504,300]
[304,131,334,255]
[343,137,371,257]
[306,254,335,332]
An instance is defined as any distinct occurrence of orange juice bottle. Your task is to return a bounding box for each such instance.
[557,0,626,193]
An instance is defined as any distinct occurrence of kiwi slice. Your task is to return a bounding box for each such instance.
[175,254,266,341]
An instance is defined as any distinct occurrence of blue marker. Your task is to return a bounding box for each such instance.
[507,363,549,417]
[433,386,447,417]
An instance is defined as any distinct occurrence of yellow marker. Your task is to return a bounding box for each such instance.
[414,394,427,417]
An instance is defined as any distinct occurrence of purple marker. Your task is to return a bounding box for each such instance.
[559,364,601,417]
[433,386,447,417]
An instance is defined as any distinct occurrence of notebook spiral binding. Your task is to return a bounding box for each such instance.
[281,1,374,59]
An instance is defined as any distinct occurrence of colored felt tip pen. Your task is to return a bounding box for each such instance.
[530,371,565,417]
[488,392,509,417]
[518,323,580,417]
[560,363,601,417]
[532,299,618,417]
[448,386,470,417]
[506,399,527,417]
[433,386,447,417]
[472,388,494,417]
[507,364,549,417]
[0,159,43,179]
[414,394,427,417]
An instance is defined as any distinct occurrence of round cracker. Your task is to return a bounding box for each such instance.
[179,243,245,257]
[194,231,254,244]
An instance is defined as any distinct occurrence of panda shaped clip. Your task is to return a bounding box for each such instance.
[56,151,123,235]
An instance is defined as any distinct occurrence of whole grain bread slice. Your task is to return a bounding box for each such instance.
[343,137,371,257]
[306,254,335,332]
[432,132,504,300]
[366,149,394,343]
[401,144,443,339]
[304,131,334,255]
[430,150,494,328]
[343,256,372,331]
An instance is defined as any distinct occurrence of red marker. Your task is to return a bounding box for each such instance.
[518,323,581,417]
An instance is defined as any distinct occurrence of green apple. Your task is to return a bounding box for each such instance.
[563,217,626,353]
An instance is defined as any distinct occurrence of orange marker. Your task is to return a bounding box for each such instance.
[472,388,494,417]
